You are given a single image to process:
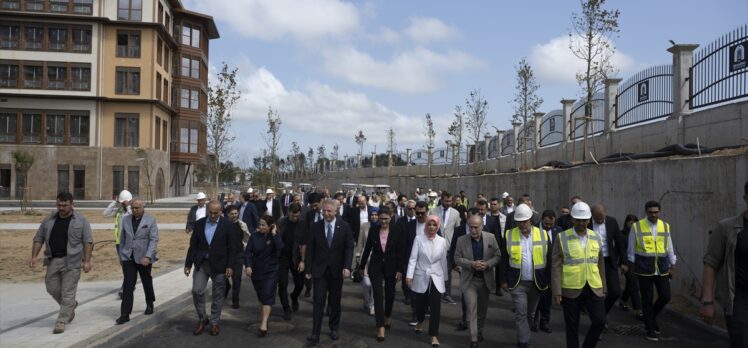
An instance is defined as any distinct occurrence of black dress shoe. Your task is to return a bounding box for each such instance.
[329,330,340,340]
[144,303,154,315]
[257,328,267,337]
[456,321,468,331]
[232,302,239,309]
[291,295,300,312]
[283,309,292,321]
[403,297,411,306]
[304,289,312,298]
[530,321,538,332]
[539,322,552,333]
[306,335,320,345]
[377,336,385,342]
[115,315,130,325]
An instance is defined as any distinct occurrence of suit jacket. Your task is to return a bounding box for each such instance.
[359,221,404,278]
[337,203,351,224]
[551,231,607,299]
[429,205,460,247]
[406,234,449,294]
[305,218,355,279]
[454,232,501,292]
[239,202,259,233]
[118,214,159,264]
[484,215,500,237]
[184,217,238,274]
[185,204,207,232]
[588,216,626,266]
[348,205,373,243]
[305,208,324,230]
[280,193,293,215]
[221,200,240,217]
[264,198,283,222]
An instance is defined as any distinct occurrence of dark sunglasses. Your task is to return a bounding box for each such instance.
[415,211,426,216]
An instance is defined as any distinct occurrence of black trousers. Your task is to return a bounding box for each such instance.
[535,288,552,324]
[415,280,442,337]
[637,274,671,333]
[120,259,155,316]
[225,257,243,304]
[561,286,606,348]
[603,257,621,314]
[278,259,304,310]
[620,269,642,310]
[370,273,396,327]
[727,291,748,348]
[312,268,344,335]
[402,279,417,321]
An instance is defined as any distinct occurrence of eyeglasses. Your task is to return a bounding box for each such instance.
[646,210,660,215]
[415,212,426,216]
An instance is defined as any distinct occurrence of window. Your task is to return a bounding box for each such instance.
[0,64,18,87]
[190,122,198,153]
[73,0,93,15]
[50,0,68,13]
[115,67,140,95]
[0,112,16,142]
[23,64,42,88]
[180,56,189,77]
[46,112,66,144]
[155,117,161,150]
[48,26,67,50]
[114,113,139,147]
[24,25,42,49]
[116,30,140,57]
[0,23,19,49]
[112,166,124,197]
[71,66,90,90]
[157,3,163,24]
[22,112,41,144]
[70,112,89,144]
[0,165,10,199]
[73,165,85,200]
[118,0,142,21]
[24,0,43,11]
[181,23,200,48]
[1,0,19,10]
[156,73,161,100]
[57,165,69,193]
[71,27,91,52]
[181,56,199,79]
[47,64,66,89]
[165,13,171,34]
[162,79,168,103]
[156,38,162,65]
[178,120,198,153]
[180,88,200,109]
[549,118,556,132]
[162,120,167,151]
[163,46,169,70]
[127,166,139,195]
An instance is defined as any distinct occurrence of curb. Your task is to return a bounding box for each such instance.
[76,290,192,348]
[664,307,728,338]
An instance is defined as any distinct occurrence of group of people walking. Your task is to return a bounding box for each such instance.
[26,181,748,348]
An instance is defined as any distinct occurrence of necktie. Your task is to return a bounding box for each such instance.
[327,223,333,247]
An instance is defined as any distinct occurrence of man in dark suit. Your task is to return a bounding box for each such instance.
[221,192,239,217]
[533,209,565,333]
[184,201,238,337]
[334,192,351,223]
[185,192,208,234]
[348,194,373,245]
[590,203,626,314]
[239,192,259,234]
[264,189,283,222]
[556,196,583,230]
[396,199,416,306]
[305,199,354,345]
[281,189,293,216]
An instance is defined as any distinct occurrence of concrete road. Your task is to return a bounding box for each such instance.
[118,277,728,348]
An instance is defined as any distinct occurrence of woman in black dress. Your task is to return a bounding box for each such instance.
[244,215,284,337]
[358,207,403,342]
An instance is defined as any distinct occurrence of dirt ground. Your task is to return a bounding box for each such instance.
[0,229,190,283]
[0,209,189,224]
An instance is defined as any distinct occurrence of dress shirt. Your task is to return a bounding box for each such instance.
[544,226,553,244]
[239,203,246,219]
[196,206,206,221]
[205,218,219,246]
[520,233,534,281]
[416,221,425,236]
[314,210,322,222]
[266,200,273,216]
[339,204,344,216]
[441,206,450,227]
[592,220,608,257]
[627,219,677,274]
[359,208,369,224]
[471,236,484,277]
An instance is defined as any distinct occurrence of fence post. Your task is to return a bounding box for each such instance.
[604,78,622,133]
[667,44,699,145]
[406,148,412,166]
[561,99,576,160]
[371,152,377,168]
[533,112,544,149]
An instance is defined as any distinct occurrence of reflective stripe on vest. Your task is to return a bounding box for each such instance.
[558,228,603,289]
[633,219,670,256]
[114,208,122,245]
[506,226,548,270]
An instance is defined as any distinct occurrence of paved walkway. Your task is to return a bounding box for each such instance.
[0,223,185,230]
[0,267,192,348]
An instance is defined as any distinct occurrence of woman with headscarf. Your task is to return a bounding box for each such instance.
[406,214,448,347]
[358,207,403,341]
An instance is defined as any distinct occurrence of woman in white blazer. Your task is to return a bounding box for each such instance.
[406,214,448,348]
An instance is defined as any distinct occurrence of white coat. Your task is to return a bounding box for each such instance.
[406,234,449,294]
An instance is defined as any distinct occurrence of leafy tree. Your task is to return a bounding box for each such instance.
[448,106,464,164]
[264,106,281,187]
[354,130,366,158]
[463,89,489,161]
[11,150,34,211]
[423,113,436,149]
[206,62,240,194]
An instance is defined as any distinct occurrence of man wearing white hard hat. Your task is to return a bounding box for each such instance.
[186,192,208,234]
[265,188,282,222]
[104,189,133,299]
[500,204,551,348]
[552,202,607,348]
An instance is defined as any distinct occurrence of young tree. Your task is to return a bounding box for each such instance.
[331,143,340,170]
[134,148,155,203]
[423,113,436,149]
[206,62,240,194]
[569,0,620,160]
[448,105,465,164]
[463,89,489,161]
[354,130,367,158]
[511,57,543,164]
[11,150,34,211]
[264,106,281,187]
[290,141,302,175]
[307,147,315,172]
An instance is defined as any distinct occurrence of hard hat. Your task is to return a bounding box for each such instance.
[428,191,438,198]
[117,190,132,203]
[514,204,533,222]
[502,192,510,199]
[248,188,254,193]
[570,202,592,219]
[266,188,274,194]
[196,192,207,200]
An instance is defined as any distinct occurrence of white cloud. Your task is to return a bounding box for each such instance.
[182,0,360,41]
[323,46,484,93]
[404,17,460,44]
[530,35,636,84]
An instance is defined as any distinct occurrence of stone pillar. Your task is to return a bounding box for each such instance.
[357,154,362,168]
[427,145,434,177]
[533,112,544,150]
[667,44,699,145]
[451,143,459,175]
[604,78,622,133]
[561,99,576,143]
[371,152,377,168]
[496,130,505,157]
[512,120,522,155]
[406,148,412,166]
[387,150,392,167]
[343,155,348,170]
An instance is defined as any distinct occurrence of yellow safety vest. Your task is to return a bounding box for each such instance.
[505,226,548,289]
[114,207,123,245]
[632,219,671,276]
[558,229,603,290]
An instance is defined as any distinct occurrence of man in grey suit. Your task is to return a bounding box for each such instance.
[116,198,158,324]
[454,215,501,347]
[429,191,460,304]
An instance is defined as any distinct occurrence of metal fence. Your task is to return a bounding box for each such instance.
[501,129,514,156]
[616,64,673,127]
[487,136,500,158]
[516,123,535,152]
[538,109,564,147]
[570,92,605,140]
[690,24,748,109]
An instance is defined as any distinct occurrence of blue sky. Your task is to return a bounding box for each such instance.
[183,0,748,166]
